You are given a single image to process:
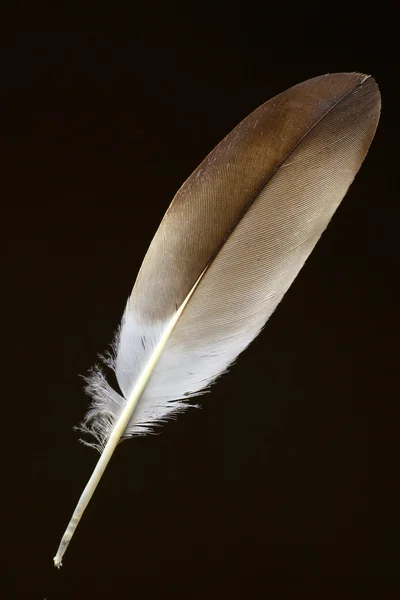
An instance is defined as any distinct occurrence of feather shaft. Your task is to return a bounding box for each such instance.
[54,73,380,567]
[53,272,203,567]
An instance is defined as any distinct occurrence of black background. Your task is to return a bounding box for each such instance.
[3,4,399,598]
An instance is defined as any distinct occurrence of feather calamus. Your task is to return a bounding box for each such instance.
[54,73,380,566]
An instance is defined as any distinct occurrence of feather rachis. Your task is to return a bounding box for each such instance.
[79,73,380,448]
[54,73,380,567]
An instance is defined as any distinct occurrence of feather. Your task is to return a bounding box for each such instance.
[54,72,380,567]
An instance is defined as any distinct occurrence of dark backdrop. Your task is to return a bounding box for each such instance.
[3,5,398,598]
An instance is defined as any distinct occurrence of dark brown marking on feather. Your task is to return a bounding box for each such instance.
[130,74,380,323]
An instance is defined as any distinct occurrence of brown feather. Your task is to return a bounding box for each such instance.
[55,73,381,568]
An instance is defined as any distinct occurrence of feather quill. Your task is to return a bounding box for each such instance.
[54,73,380,566]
